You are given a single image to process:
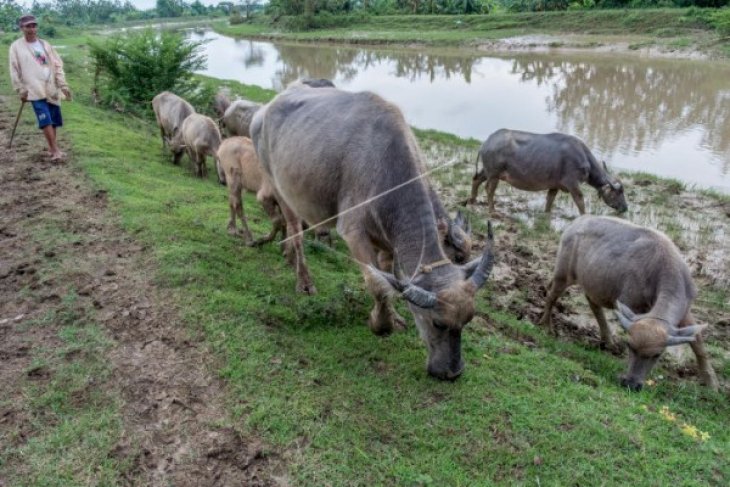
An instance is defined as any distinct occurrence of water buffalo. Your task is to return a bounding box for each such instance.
[221,99,261,138]
[217,136,283,244]
[468,129,627,214]
[213,88,232,123]
[181,113,222,179]
[151,91,195,165]
[251,85,495,380]
[540,215,718,391]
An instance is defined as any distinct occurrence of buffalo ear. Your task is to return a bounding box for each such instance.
[454,210,471,235]
[464,221,494,289]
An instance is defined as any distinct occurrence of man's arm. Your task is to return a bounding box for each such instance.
[8,43,28,101]
[45,41,71,100]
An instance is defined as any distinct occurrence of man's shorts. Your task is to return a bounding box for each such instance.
[30,99,63,129]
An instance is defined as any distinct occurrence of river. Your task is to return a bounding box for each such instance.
[189,29,730,192]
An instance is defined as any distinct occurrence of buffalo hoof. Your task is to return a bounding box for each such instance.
[296,281,317,295]
[619,376,643,392]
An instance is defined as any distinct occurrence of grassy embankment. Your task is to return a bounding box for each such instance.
[217,8,730,58]
[1,30,728,486]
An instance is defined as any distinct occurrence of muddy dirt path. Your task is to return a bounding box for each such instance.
[0,95,277,486]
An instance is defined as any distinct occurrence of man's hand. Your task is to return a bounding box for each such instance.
[61,87,72,101]
[19,90,28,102]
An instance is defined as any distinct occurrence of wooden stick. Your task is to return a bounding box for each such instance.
[7,100,26,150]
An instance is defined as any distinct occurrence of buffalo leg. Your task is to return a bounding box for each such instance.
[280,203,316,295]
[540,278,568,336]
[468,169,487,204]
[545,188,558,213]
[233,190,253,244]
[683,321,719,391]
[567,186,586,214]
[485,178,499,213]
[227,187,239,235]
[250,191,285,247]
[173,149,184,165]
[586,296,614,349]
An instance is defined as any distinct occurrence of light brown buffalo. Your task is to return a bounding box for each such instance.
[216,137,283,245]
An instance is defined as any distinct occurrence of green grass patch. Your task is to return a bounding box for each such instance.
[213,9,729,57]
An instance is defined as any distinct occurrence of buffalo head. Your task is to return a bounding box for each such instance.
[599,161,628,213]
[370,223,494,380]
[614,301,705,391]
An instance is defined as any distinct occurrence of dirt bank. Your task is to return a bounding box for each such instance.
[0,95,277,486]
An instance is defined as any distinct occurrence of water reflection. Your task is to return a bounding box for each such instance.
[190,30,730,191]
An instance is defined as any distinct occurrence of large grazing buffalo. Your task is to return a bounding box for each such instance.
[251,85,495,380]
[151,91,195,165]
[469,129,628,214]
[540,215,718,391]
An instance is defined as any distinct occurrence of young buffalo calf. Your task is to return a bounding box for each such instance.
[216,137,283,245]
[181,113,222,179]
[540,215,718,391]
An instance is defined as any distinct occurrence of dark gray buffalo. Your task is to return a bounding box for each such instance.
[540,215,718,391]
[221,99,262,138]
[251,85,495,380]
[468,129,627,214]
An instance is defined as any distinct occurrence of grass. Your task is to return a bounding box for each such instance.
[2,32,729,485]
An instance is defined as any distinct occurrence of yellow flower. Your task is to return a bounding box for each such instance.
[660,406,677,422]
[699,431,711,442]
[680,423,699,439]
[645,379,656,387]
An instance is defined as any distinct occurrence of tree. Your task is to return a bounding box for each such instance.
[243,0,260,18]
[0,0,23,31]
[156,0,184,17]
[90,28,207,111]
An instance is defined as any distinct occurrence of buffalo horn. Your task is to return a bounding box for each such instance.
[368,265,437,309]
[602,160,609,172]
[666,335,697,347]
[669,324,707,338]
[614,301,636,330]
[402,284,438,309]
[467,221,494,290]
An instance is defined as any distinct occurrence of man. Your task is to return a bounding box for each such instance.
[9,14,72,162]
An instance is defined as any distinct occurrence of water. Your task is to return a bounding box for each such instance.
[189,30,730,192]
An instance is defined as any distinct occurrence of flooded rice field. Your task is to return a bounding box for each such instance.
[189,30,730,193]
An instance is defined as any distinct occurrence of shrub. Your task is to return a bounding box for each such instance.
[89,29,207,114]
[712,7,730,35]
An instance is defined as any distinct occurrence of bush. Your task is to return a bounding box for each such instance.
[278,11,367,30]
[89,29,207,114]
[712,7,730,35]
